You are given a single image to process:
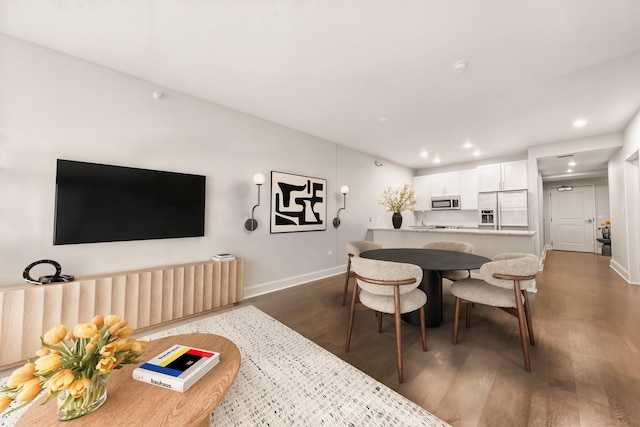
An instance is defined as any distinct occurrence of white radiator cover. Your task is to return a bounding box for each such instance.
[0,259,243,370]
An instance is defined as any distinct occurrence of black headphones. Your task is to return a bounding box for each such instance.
[23,259,75,285]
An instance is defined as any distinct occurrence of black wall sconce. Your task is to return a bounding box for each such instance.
[332,185,350,228]
[244,173,266,232]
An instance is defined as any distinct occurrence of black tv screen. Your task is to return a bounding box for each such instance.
[53,159,206,245]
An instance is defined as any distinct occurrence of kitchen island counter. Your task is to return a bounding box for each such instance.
[369,227,536,260]
[389,227,535,236]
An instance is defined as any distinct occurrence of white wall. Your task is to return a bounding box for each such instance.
[0,35,415,292]
[613,108,640,284]
[608,150,630,279]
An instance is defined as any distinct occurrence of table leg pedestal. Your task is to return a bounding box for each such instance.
[401,270,442,327]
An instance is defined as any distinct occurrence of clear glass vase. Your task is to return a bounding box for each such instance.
[57,376,108,421]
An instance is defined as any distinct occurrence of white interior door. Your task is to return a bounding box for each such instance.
[550,185,596,253]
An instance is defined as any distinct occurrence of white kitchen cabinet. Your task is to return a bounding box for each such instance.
[477,160,527,192]
[477,164,501,192]
[412,175,431,211]
[501,160,528,190]
[429,172,460,196]
[459,169,478,210]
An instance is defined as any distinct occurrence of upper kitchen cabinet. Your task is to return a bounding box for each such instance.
[412,175,431,211]
[459,169,478,210]
[429,172,460,196]
[477,160,528,192]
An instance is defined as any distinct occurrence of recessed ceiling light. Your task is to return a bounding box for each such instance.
[567,169,573,173]
[472,150,481,157]
[433,157,441,164]
[374,161,383,167]
[462,141,473,149]
[573,118,587,128]
[420,151,429,158]
[452,60,468,73]
[568,161,576,166]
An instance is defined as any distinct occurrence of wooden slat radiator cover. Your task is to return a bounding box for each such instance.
[0,259,243,370]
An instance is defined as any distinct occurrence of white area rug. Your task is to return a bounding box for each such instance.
[2,306,449,426]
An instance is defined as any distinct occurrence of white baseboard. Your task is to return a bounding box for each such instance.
[244,265,346,299]
[610,259,632,284]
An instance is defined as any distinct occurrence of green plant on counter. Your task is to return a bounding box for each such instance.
[379,184,416,213]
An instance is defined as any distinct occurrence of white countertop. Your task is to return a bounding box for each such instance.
[370,227,536,237]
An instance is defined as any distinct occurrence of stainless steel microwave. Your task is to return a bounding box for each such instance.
[431,196,460,210]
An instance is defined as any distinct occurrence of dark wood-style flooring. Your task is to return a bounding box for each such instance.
[241,250,640,426]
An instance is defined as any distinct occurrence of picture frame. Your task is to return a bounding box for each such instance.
[270,171,327,233]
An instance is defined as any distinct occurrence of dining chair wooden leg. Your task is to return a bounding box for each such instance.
[393,288,404,383]
[342,256,353,305]
[514,282,531,371]
[522,289,535,346]
[345,282,359,353]
[453,297,461,344]
[419,306,427,351]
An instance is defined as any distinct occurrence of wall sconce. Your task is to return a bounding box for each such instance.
[244,173,266,232]
[332,185,350,228]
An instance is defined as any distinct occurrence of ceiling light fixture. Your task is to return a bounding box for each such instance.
[462,141,473,149]
[433,157,441,164]
[568,161,576,166]
[420,151,429,158]
[472,150,481,157]
[573,118,587,128]
[452,60,468,73]
[374,161,383,167]
[566,169,573,173]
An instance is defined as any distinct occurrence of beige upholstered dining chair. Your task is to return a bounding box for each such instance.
[345,256,427,383]
[342,241,383,304]
[422,241,474,281]
[450,253,539,371]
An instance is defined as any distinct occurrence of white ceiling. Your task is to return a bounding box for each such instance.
[2,1,640,177]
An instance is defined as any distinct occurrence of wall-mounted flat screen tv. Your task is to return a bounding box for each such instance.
[54,159,206,245]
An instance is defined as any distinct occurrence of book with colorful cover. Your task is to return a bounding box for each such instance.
[132,344,220,392]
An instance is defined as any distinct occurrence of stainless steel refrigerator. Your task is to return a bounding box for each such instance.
[478,189,528,229]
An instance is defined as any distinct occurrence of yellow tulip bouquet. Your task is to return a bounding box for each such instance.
[0,315,146,420]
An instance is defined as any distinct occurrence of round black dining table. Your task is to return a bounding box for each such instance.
[360,248,491,327]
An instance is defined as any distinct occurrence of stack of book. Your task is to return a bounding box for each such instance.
[133,344,220,392]
[212,253,236,262]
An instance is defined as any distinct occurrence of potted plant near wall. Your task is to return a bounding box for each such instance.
[599,220,611,239]
[379,184,416,229]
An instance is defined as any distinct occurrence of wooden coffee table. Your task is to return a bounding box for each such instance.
[16,333,240,426]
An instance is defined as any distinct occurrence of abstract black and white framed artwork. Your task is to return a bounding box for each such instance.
[270,171,327,233]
